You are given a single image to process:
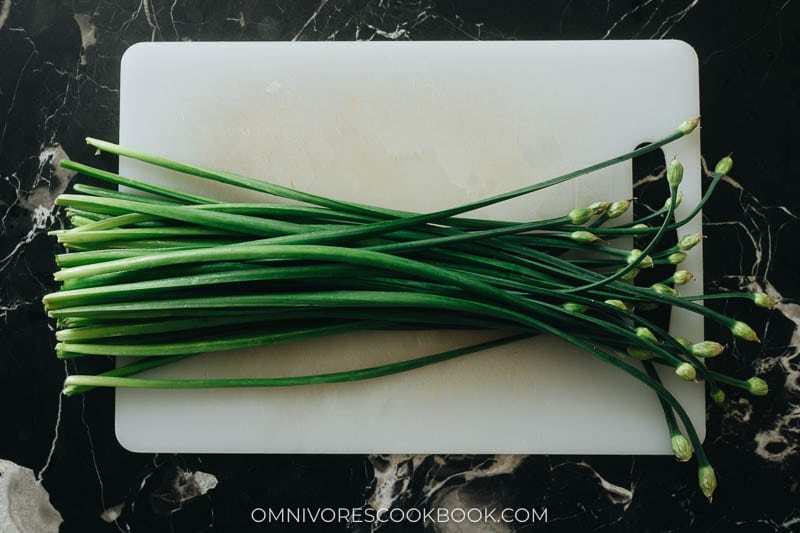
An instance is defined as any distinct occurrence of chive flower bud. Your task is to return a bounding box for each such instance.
[627,249,654,269]
[690,341,725,358]
[730,321,760,342]
[678,117,700,135]
[626,346,653,360]
[635,327,659,344]
[568,208,593,225]
[710,388,726,405]
[607,199,631,219]
[570,230,600,244]
[651,283,678,297]
[675,363,697,381]
[631,223,649,230]
[671,434,693,462]
[667,252,687,265]
[604,299,628,310]
[746,376,769,396]
[714,155,733,176]
[698,465,717,502]
[752,293,776,309]
[678,233,703,251]
[663,192,684,209]
[620,268,640,281]
[589,201,610,215]
[674,336,692,348]
[673,270,694,285]
[562,302,588,313]
[667,157,684,187]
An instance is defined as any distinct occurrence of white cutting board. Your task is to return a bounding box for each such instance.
[116,41,703,453]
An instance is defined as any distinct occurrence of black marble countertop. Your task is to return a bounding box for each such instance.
[1,1,798,532]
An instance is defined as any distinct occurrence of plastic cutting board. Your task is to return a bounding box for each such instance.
[116,41,703,453]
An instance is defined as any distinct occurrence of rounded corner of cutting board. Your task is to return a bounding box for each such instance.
[662,39,700,68]
[120,42,153,73]
[115,399,151,453]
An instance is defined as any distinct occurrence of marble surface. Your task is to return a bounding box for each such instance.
[0,1,798,531]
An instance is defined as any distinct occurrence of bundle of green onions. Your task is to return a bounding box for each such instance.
[44,117,772,500]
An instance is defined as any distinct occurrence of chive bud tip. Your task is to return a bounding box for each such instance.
[671,434,693,462]
[604,299,628,311]
[635,327,659,344]
[667,252,687,265]
[698,465,717,502]
[690,341,725,358]
[620,268,640,281]
[589,201,611,215]
[714,155,733,176]
[631,223,649,230]
[746,376,769,396]
[731,321,760,342]
[562,302,589,313]
[678,117,700,135]
[607,199,631,219]
[663,191,684,209]
[674,336,692,348]
[752,293,776,309]
[570,230,600,244]
[568,207,593,225]
[627,249,654,269]
[652,283,678,297]
[667,157,684,187]
[710,388,726,405]
[679,233,703,251]
[675,362,697,381]
[673,270,694,285]
[626,346,653,360]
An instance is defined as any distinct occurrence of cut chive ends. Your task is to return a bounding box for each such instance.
[42,119,771,502]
